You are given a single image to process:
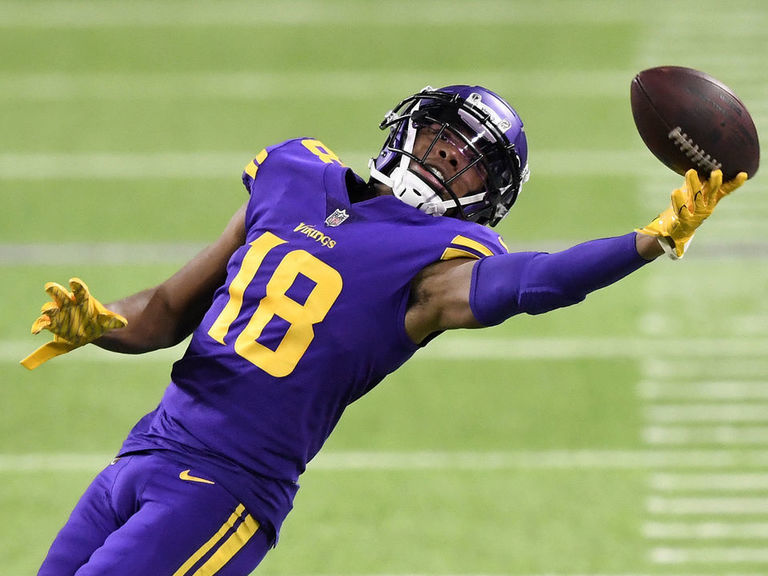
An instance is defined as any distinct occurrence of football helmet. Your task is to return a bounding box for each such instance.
[369,85,529,227]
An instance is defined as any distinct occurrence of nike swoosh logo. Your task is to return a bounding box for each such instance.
[179,469,215,485]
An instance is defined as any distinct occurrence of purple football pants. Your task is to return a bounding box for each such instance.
[38,453,272,576]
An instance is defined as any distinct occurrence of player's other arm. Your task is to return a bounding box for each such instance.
[95,203,247,353]
[405,232,656,344]
[22,203,247,369]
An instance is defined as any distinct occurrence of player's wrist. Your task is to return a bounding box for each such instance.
[634,232,665,261]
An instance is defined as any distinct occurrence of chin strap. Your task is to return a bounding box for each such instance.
[368,159,447,216]
[368,159,487,218]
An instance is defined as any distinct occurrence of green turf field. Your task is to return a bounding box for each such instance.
[2,1,767,574]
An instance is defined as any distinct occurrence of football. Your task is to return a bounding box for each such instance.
[630,66,760,180]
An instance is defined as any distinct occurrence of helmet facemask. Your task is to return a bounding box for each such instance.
[369,86,529,227]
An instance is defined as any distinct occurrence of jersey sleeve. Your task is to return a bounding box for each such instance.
[241,148,270,195]
[241,138,346,197]
[438,229,509,261]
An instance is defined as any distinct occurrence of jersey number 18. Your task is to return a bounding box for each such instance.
[207,232,343,377]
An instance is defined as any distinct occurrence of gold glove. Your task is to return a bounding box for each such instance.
[21,278,127,370]
[637,169,747,259]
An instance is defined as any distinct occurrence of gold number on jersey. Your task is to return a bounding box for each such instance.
[207,232,343,377]
[300,139,344,166]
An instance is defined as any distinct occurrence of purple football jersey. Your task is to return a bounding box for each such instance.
[119,138,507,537]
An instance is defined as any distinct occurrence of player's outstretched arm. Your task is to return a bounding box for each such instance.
[406,232,652,343]
[22,203,247,367]
[406,169,748,343]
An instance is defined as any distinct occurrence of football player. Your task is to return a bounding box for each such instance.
[25,85,746,575]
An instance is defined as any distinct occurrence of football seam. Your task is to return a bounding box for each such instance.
[667,127,723,173]
[632,77,668,128]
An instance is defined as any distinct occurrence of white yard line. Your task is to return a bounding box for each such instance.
[0,152,244,180]
[6,450,768,473]
[0,70,631,100]
[131,573,768,576]
[0,242,207,265]
[0,453,113,472]
[652,546,768,564]
[8,569,765,576]
[310,450,768,471]
[732,315,768,335]
[647,496,768,516]
[0,0,666,27]
[290,572,768,576]
[638,381,768,401]
[650,473,768,492]
[3,336,768,364]
[644,426,768,446]
[2,238,768,265]
[643,358,768,380]
[423,337,768,360]
[0,149,659,180]
[645,404,768,424]
[3,0,767,30]
[645,521,768,540]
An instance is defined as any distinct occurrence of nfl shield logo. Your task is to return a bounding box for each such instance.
[325,208,349,227]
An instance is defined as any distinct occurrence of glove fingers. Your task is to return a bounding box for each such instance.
[44,305,81,342]
[685,168,702,189]
[31,314,52,335]
[707,169,723,189]
[69,278,95,318]
[44,282,74,307]
[703,170,723,207]
[32,301,65,334]
[681,169,703,213]
[671,185,689,216]
[720,171,748,196]
[69,278,90,304]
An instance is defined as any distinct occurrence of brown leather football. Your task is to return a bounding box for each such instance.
[631,66,759,180]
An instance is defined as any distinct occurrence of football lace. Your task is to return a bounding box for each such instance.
[667,127,723,173]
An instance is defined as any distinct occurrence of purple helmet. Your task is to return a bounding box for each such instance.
[369,85,529,227]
